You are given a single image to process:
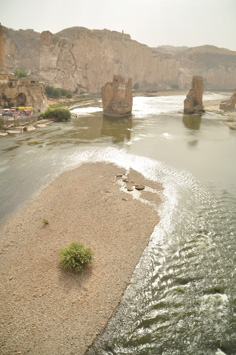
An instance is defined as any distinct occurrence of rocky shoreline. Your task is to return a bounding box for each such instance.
[203,98,236,129]
[0,162,162,355]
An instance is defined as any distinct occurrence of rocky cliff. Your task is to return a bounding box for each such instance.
[39,27,179,92]
[2,27,40,75]
[156,45,236,90]
[2,25,236,92]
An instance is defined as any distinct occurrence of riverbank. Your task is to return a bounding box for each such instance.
[0,162,162,355]
[204,98,236,128]
[1,91,235,137]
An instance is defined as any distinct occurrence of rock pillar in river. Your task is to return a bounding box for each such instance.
[219,89,236,111]
[101,75,133,117]
[184,75,204,114]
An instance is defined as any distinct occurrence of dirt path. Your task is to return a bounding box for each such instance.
[0,162,162,355]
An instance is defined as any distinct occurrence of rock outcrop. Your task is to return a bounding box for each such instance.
[184,76,204,114]
[220,90,236,111]
[101,75,132,117]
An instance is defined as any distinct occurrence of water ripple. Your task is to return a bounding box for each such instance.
[87,152,236,355]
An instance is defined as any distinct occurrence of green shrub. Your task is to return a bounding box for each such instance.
[40,107,71,121]
[45,86,53,97]
[0,118,4,127]
[14,66,28,78]
[53,108,71,121]
[45,86,73,99]
[59,242,93,273]
[54,88,61,98]
[45,86,62,98]
[60,88,68,96]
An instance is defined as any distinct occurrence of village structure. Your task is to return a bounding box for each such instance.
[0,24,47,115]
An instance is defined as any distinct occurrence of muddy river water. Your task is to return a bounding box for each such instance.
[0,93,236,354]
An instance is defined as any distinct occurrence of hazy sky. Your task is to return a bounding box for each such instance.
[1,0,236,51]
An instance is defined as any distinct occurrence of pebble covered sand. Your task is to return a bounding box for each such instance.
[0,162,162,355]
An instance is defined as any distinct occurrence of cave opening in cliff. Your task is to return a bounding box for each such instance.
[17,92,26,106]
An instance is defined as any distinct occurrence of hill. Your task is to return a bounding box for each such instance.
[2,26,236,92]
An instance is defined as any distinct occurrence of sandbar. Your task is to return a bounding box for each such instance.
[0,162,162,355]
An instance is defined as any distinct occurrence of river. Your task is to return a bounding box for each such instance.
[0,93,236,354]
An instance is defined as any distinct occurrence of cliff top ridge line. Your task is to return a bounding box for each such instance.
[2,24,236,92]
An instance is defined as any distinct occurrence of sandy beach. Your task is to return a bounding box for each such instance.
[0,162,162,355]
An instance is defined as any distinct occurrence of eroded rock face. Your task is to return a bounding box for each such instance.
[38,28,179,92]
[101,75,133,117]
[175,45,236,91]
[3,27,40,75]
[184,76,204,114]
[220,90,236,111]
[3,26,236,92]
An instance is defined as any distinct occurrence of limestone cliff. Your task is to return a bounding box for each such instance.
[2,26,40,75]
[2,25,236,92]
[39,27,180,92]
[156,45,236,90]
[179,46,236,90]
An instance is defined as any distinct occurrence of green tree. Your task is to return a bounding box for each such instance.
[45,86,53,96]
[60,88,68,96]
[45,86,62,98]
[14,66,28,78]
[51,87,61,98]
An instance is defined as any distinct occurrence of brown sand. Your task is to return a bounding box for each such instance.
[0,162,162,355]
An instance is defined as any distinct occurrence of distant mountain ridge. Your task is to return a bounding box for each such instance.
[2,25,236,92]
[155,44,236,90]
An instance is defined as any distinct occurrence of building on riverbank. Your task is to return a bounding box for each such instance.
[0,75,48,112]
[0,23,48,113]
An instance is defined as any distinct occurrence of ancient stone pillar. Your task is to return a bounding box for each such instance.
[184,76,204,114]
[0,24,6,73]
[219,89,236,111]
[101,75,133,117]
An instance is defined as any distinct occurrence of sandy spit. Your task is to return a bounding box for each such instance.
[0,162,162,355]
